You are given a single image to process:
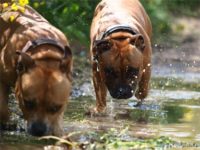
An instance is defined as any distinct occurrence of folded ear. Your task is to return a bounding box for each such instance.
[63,46,72,58]
[130,34,145,52]
[60,46,73,80]
[93,39,113,54]
[60,59,73,81]
[16,51,35,73]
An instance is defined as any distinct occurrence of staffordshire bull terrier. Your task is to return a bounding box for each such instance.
[0,3,72,136]
[90,0,152,113]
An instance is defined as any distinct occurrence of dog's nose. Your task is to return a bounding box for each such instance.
[111,85,133,99]
[117,87,130,99]
[28,121,47,136]
[119,88,123,92]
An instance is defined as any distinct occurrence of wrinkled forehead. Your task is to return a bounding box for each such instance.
[101,50,142,70]
[20,68,69,101]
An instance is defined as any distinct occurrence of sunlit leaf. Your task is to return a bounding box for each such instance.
[11,3,18,11]
[2,3,9,8]
[9,15,15,22]
[62,7,68,14]
[19,0,29,6]
[33,2,39,8]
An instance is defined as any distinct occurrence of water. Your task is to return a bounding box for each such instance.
[1,77,200,149]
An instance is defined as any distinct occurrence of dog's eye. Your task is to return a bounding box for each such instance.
[24,99,36,110]
[104,67,118,78]
[47,105,62,114]
[126,66,139,79]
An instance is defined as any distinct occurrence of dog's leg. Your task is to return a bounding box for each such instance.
[135,47,151,102]
[0,82,10,123]
[92,69,107,113]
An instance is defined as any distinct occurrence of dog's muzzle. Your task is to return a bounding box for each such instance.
[28,121,48,136]
[109,84,134,99]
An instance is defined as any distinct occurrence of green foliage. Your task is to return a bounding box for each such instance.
[141,0,171,39]
[29,0,99,46]
[141,0,200,40]
[164,0,200,16]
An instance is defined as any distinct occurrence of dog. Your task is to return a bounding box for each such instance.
[90,0,152,113]
[0,3,72,136]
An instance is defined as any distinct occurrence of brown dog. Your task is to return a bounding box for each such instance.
[90,0,152,113]
[0,4,72,136]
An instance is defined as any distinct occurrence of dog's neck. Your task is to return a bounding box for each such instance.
[20,38,68,58]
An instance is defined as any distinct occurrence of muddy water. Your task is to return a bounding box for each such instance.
[1,77,200,149]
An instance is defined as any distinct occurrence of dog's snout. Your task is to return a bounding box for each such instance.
[28,121,47,136]
[119,87,123,92]
[118,87,127,98]
[117,86,131,99]
[110,85,133,99]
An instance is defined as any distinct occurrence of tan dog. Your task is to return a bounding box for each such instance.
[90,0,152,113]
[0,4,72,136]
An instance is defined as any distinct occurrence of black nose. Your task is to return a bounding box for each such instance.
[110,85,133,99]
[28,121,47,136]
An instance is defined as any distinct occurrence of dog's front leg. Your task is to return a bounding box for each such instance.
[135,51,151,101]
[0,82,10,123]
[92,68,107,113]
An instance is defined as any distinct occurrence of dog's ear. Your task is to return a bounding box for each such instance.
[16,51,35,73]
[130,34,145,52]
[93,39,113,54]
[60,58,72,81]
[63,46,72,59]
[60,46,72,80]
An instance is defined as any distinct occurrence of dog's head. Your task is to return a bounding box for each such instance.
[93,32,145,99]
[15,44,72,136]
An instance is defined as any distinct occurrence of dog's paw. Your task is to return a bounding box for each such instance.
[133,100,143,107]
[85,106,107,117]
[133,99,144,107]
